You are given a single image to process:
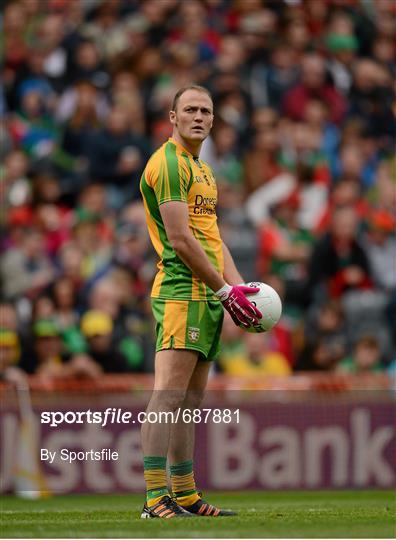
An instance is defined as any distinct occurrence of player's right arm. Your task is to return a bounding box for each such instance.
[160,201,261,327]
[160,200,225,292]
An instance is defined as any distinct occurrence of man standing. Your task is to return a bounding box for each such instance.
[140,85,261,518]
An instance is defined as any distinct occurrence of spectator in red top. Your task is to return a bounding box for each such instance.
[283,53,347,124]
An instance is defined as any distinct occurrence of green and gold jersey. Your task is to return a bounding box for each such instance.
[140,137,224,301]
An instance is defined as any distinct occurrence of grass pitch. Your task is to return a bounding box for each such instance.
[1,490,395,538]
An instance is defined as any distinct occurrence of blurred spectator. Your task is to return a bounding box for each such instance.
[80,310,144,372]
[303,299,347,364]
[79,0,129,60]
[283,53,347,124]
[59,80,104,172]
[31,295,56,322]
[302,99,340,179]
[200,120,243,187]
[295,338,344,372]
[338,335,384,374]
[9,85,59,160]
[218,190,258,283]
[0,328,20,372]
[315,178,368,235]
[243,125,283,195]
[74,183,113,243]
[34,14,67,91]
[56,241,84,288]
[261,42,299,109]
[363,210,396,293]
[51,276,79,329]
[348,58,394,142]
[325,11,358,95]
[71,213,112,280]
[0,150,31,222]
[20,317,100,380]
[0,302,20,333]
[254,191,314,311]
[306,206,373,302]
[64,39,110,89]
[366,159,396,214]
[34,203,71,257]
[246,121,331,230]
[87,277,122,326]
[0,229,55,300]
[218,328,291,376]
[86,105,150,208]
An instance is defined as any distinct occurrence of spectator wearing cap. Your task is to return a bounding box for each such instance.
[325,10,359,96]
[326,33,358,95]
[8,83,59,160]
[21,317,101,380]
[22,318,65,377]
[0,328,21,374]
[81,310,144,372]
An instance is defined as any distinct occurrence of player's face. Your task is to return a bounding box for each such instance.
[170,90,214,144]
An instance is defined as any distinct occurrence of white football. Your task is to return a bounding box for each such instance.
[244,282,282,333]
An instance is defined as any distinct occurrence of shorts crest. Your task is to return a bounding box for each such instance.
[188,327,200,342]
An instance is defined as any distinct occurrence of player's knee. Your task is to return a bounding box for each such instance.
[183,389,205,409]
[151,389,186,411]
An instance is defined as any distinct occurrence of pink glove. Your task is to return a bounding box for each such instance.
[215,284,262,328]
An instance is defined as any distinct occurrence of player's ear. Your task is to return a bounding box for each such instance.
[169,110,176,126]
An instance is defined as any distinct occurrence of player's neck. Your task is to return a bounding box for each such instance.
[171,132,201,158]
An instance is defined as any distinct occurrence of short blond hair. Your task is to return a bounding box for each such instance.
[171,85,212,111]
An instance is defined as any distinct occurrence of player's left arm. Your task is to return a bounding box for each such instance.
[222,241,244,285]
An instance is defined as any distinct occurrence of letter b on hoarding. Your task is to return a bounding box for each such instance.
[209,411,255,488]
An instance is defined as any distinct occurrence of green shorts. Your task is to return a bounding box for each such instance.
[151,298,224,361]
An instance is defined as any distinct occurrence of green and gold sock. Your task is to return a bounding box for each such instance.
[170,460,200,506]
[144,456,169,507]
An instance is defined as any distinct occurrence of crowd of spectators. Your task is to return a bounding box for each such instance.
[1,0,395,384]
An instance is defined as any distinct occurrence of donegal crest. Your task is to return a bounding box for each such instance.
[188,327,200,343]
